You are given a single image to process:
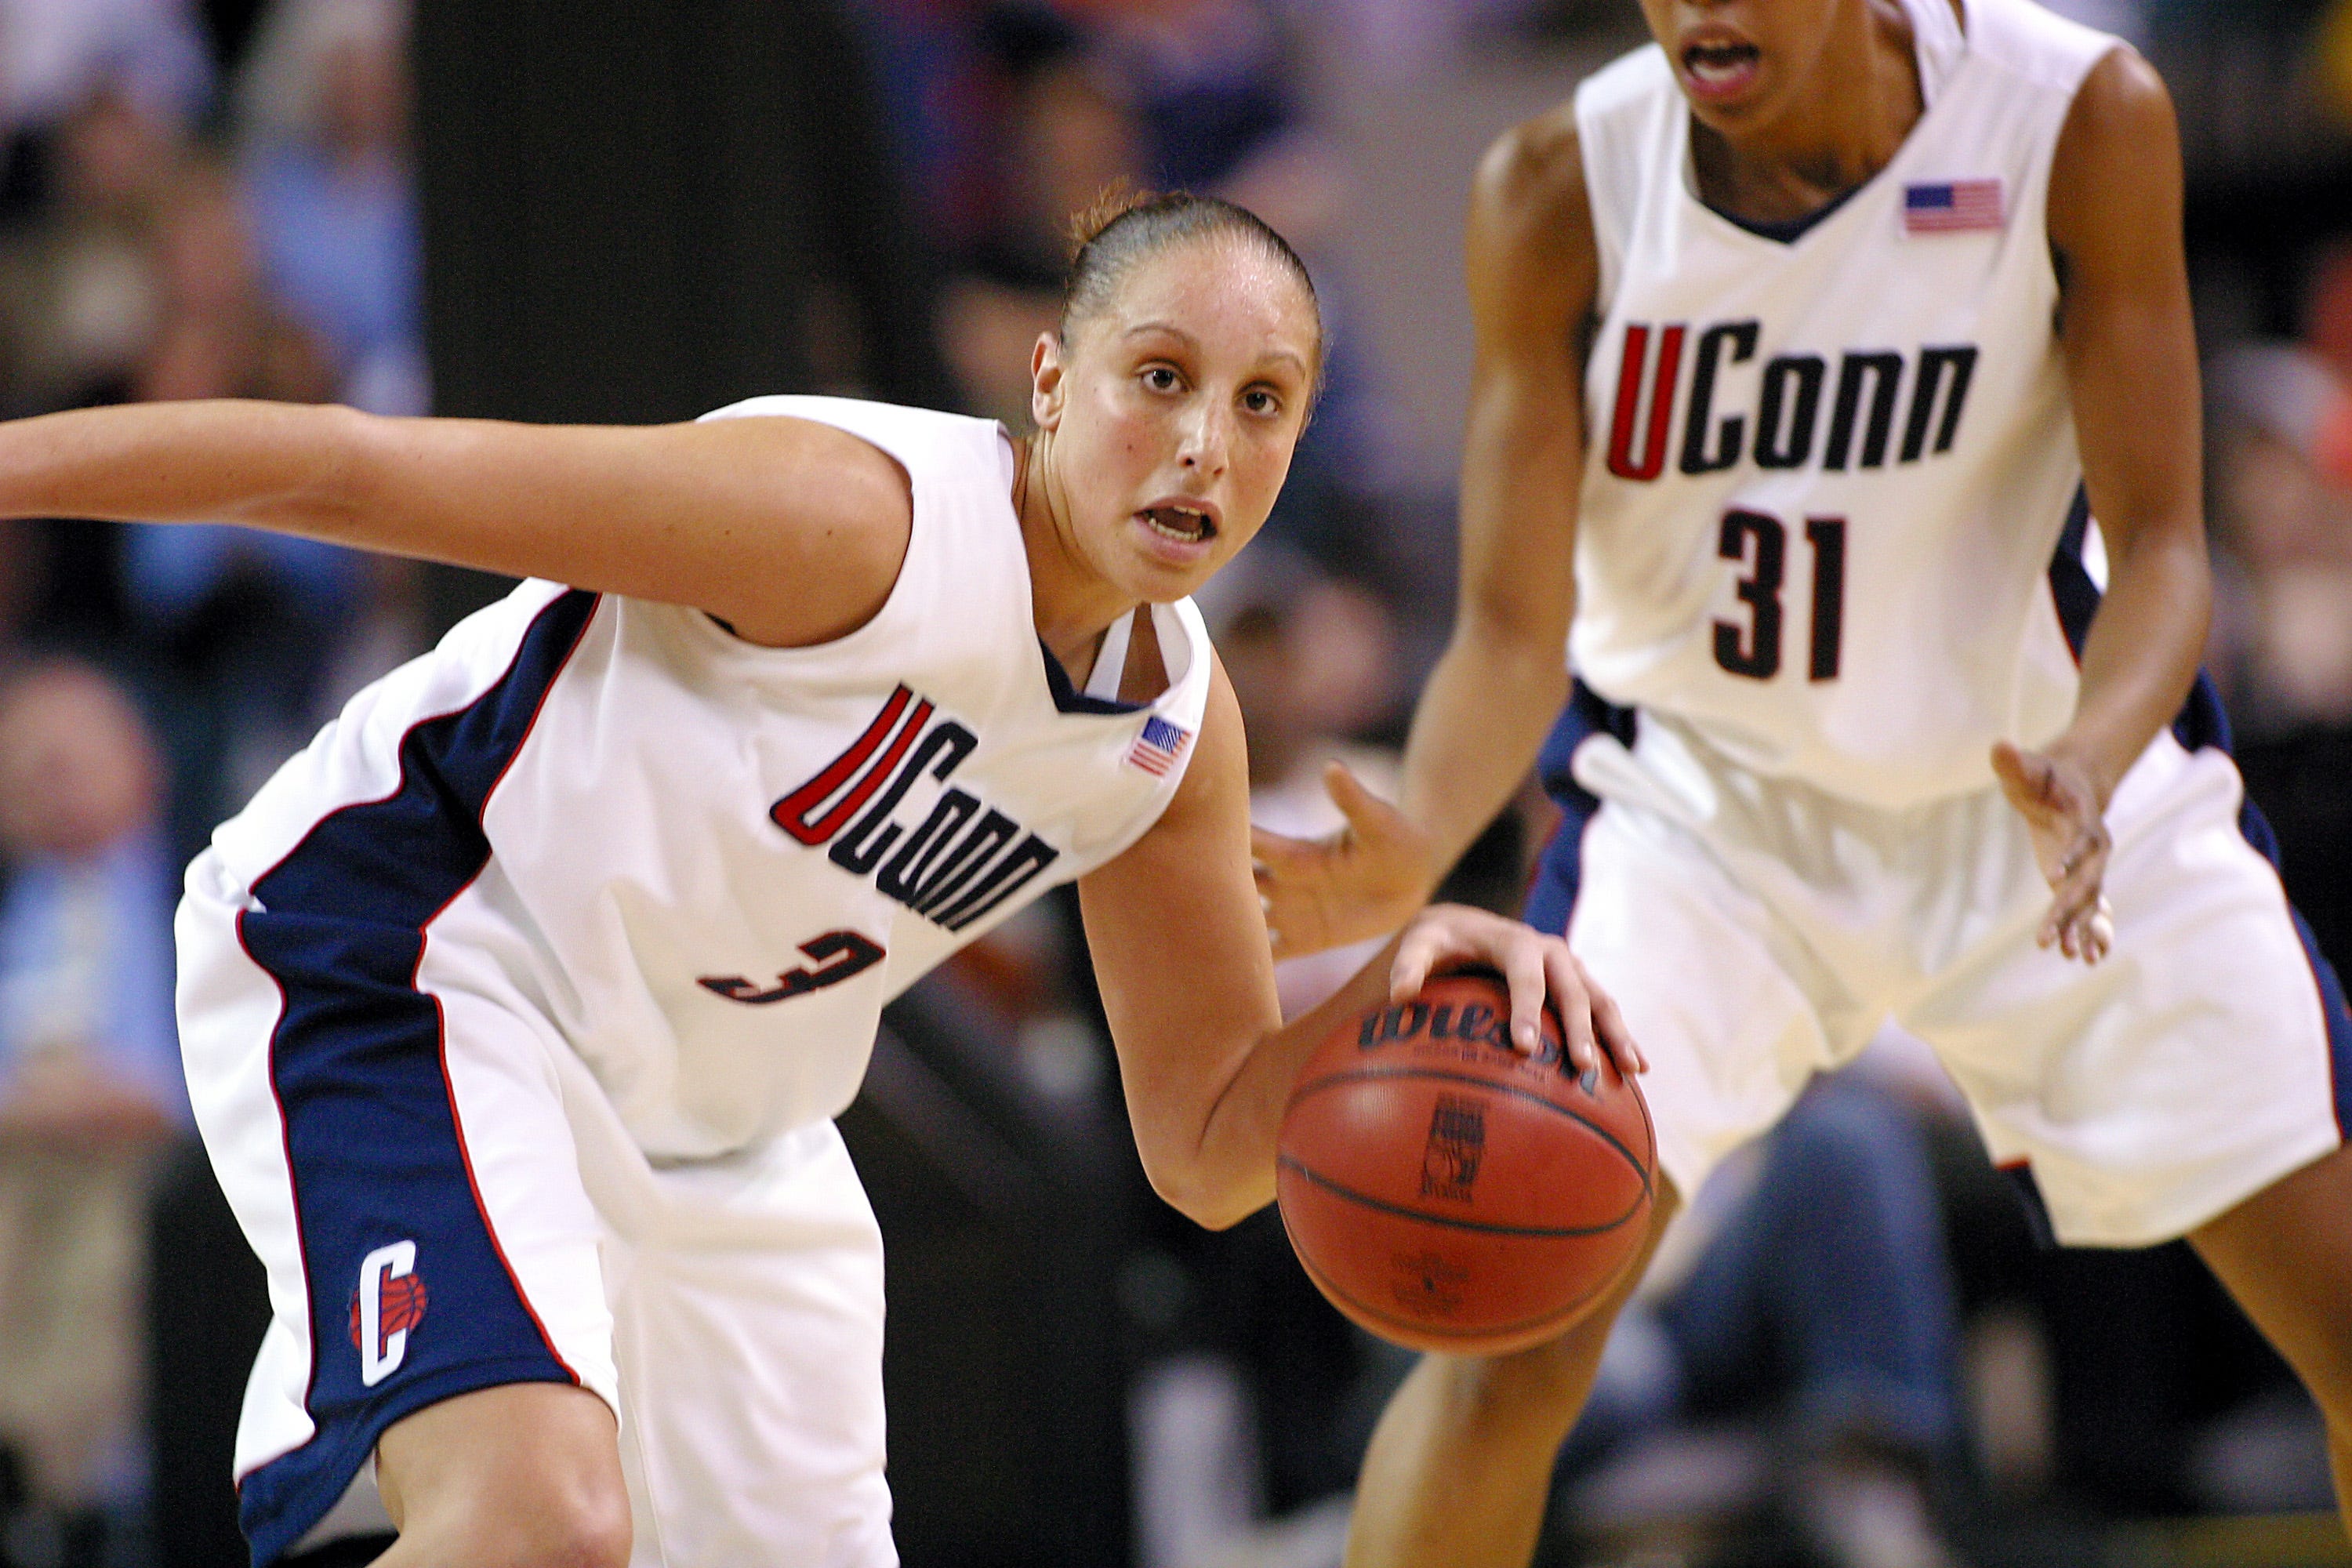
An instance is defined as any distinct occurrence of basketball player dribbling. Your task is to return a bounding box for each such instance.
[0,194,1636,1567]
[1256,1,2352,1563]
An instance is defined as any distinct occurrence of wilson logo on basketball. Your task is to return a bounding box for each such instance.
[1418,1095,1486,1203]
[770,685,1062,934]
[350,1240,427,1388]
[1359,996,1591,1084]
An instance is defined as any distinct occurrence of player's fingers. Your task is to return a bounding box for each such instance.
[1388,920,1446,1002]
[1584,967,1646,1074]
[1322,760,1383,826]
[1989,740,2040,803]
[1500,940,1551,1056]
[2049,826,2109,931]
[2085,896,2115,964]
[1541,942,1600,1074]
[1250,825,1320,880]
[2042,870,2103,960]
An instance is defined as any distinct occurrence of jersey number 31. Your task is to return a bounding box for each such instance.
[1714,508,1845,683]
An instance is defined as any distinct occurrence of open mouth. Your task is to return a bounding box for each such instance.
[1682,36,1762,93]
[1141,504,1218,545]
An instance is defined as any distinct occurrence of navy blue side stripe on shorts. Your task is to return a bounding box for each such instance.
[1526,681,1638,938]
[233,589,600,1565]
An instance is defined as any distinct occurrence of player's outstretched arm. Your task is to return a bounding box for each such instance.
[1254,111,1596,957]
[1083,661,1640,1232]
[1998,48,2210,962]
[0,401,912,648]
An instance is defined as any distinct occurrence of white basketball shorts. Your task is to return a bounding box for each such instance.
[176,849,896,1566]
[1527,685,2350,1248]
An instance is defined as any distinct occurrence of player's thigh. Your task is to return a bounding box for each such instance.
[2190,1142,2352,1411]
[1908,739,2348,1248]
[1555,800,1838,1208]
[605,1122,895,1568]
[373,1382,628,1566]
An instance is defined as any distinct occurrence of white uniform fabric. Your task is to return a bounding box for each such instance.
[1539,0,2349,1247]
[1573,0,2097,809]
[1558,717,2342,1247]
[176,396,1214,1564]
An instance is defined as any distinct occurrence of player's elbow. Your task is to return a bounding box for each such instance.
[245,401,390,539]
[1450,601,1573,688]
[1140,1150,1265,1232]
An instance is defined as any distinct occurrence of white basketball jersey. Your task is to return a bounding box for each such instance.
[1570,0,2117,807]
[205,396,1212,1160]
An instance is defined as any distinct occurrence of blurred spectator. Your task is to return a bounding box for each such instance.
[0,0,211,146]
[1203,543,1402,1018]
[2206,343,2352,740]
[135,152,335,405]
[1557,1077,1965,1568]
[0,86,180,418]
[115,153,361,844]
[0,659,187,1561]
[942,10,1141,426]
[851,0,1001,250]
[235,0,426,415]
[1059,0,1344,250]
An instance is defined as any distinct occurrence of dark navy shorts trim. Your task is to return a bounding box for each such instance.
[1525,682,1637,937]
[233,589,599,1565]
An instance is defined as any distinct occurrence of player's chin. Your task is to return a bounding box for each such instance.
[1678,67,1779,131]
[1120,526,1240,599]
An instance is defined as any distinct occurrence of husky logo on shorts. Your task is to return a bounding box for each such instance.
[349,1240,428,1388]
[1419,1095,1486,1203]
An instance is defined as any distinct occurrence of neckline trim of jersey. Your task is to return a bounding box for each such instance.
[1038,634,1148,715]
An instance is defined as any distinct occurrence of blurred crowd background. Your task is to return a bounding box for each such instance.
[0,0,2346,1565]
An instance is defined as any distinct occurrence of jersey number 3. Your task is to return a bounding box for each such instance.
[699,931,887,1006]
[1714,509,1845,682]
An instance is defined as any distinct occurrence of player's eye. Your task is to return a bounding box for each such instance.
[1142,365,1182,394]
[1242,387,1283,417]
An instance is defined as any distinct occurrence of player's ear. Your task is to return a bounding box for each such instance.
[1031,332,1069,432]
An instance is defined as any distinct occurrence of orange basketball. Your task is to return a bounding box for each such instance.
[1276,970,1655,1356]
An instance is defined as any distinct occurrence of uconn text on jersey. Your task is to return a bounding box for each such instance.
[768,684,1062,933]
[1606,321,1980,481]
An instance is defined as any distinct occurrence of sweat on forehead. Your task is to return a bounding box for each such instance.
[1058,191,1325,365]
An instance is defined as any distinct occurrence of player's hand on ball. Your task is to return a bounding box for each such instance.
[1253,760,1441,958]
[1389,904,1646,1078]
[1991,739,2114,966]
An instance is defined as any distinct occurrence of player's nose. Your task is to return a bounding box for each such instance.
[1175,403,1232,477]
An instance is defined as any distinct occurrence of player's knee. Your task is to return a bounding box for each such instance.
[1432,1303,1629,1439]
[416,1483,632,1568]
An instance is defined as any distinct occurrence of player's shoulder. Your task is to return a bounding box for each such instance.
[2054,36,2172,141]
[1960,0,2129,93]
[1474,97,1593,242]
[699,394,1005,490]
[1573,40,1676,125]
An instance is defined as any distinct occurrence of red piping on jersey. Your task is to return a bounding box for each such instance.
[232,905,307,1485]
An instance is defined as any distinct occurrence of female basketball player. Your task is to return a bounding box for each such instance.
[0,194,1631,1567]
[1256,1,2352,1562]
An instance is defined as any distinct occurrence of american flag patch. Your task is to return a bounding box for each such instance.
[1127,715,1193,776]
[1903,179,2005,234]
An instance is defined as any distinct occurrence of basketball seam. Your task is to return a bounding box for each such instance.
[1278,1156,1647,1237]
[1287,1066,1656,1197]
[1282,1216,1632,1349]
